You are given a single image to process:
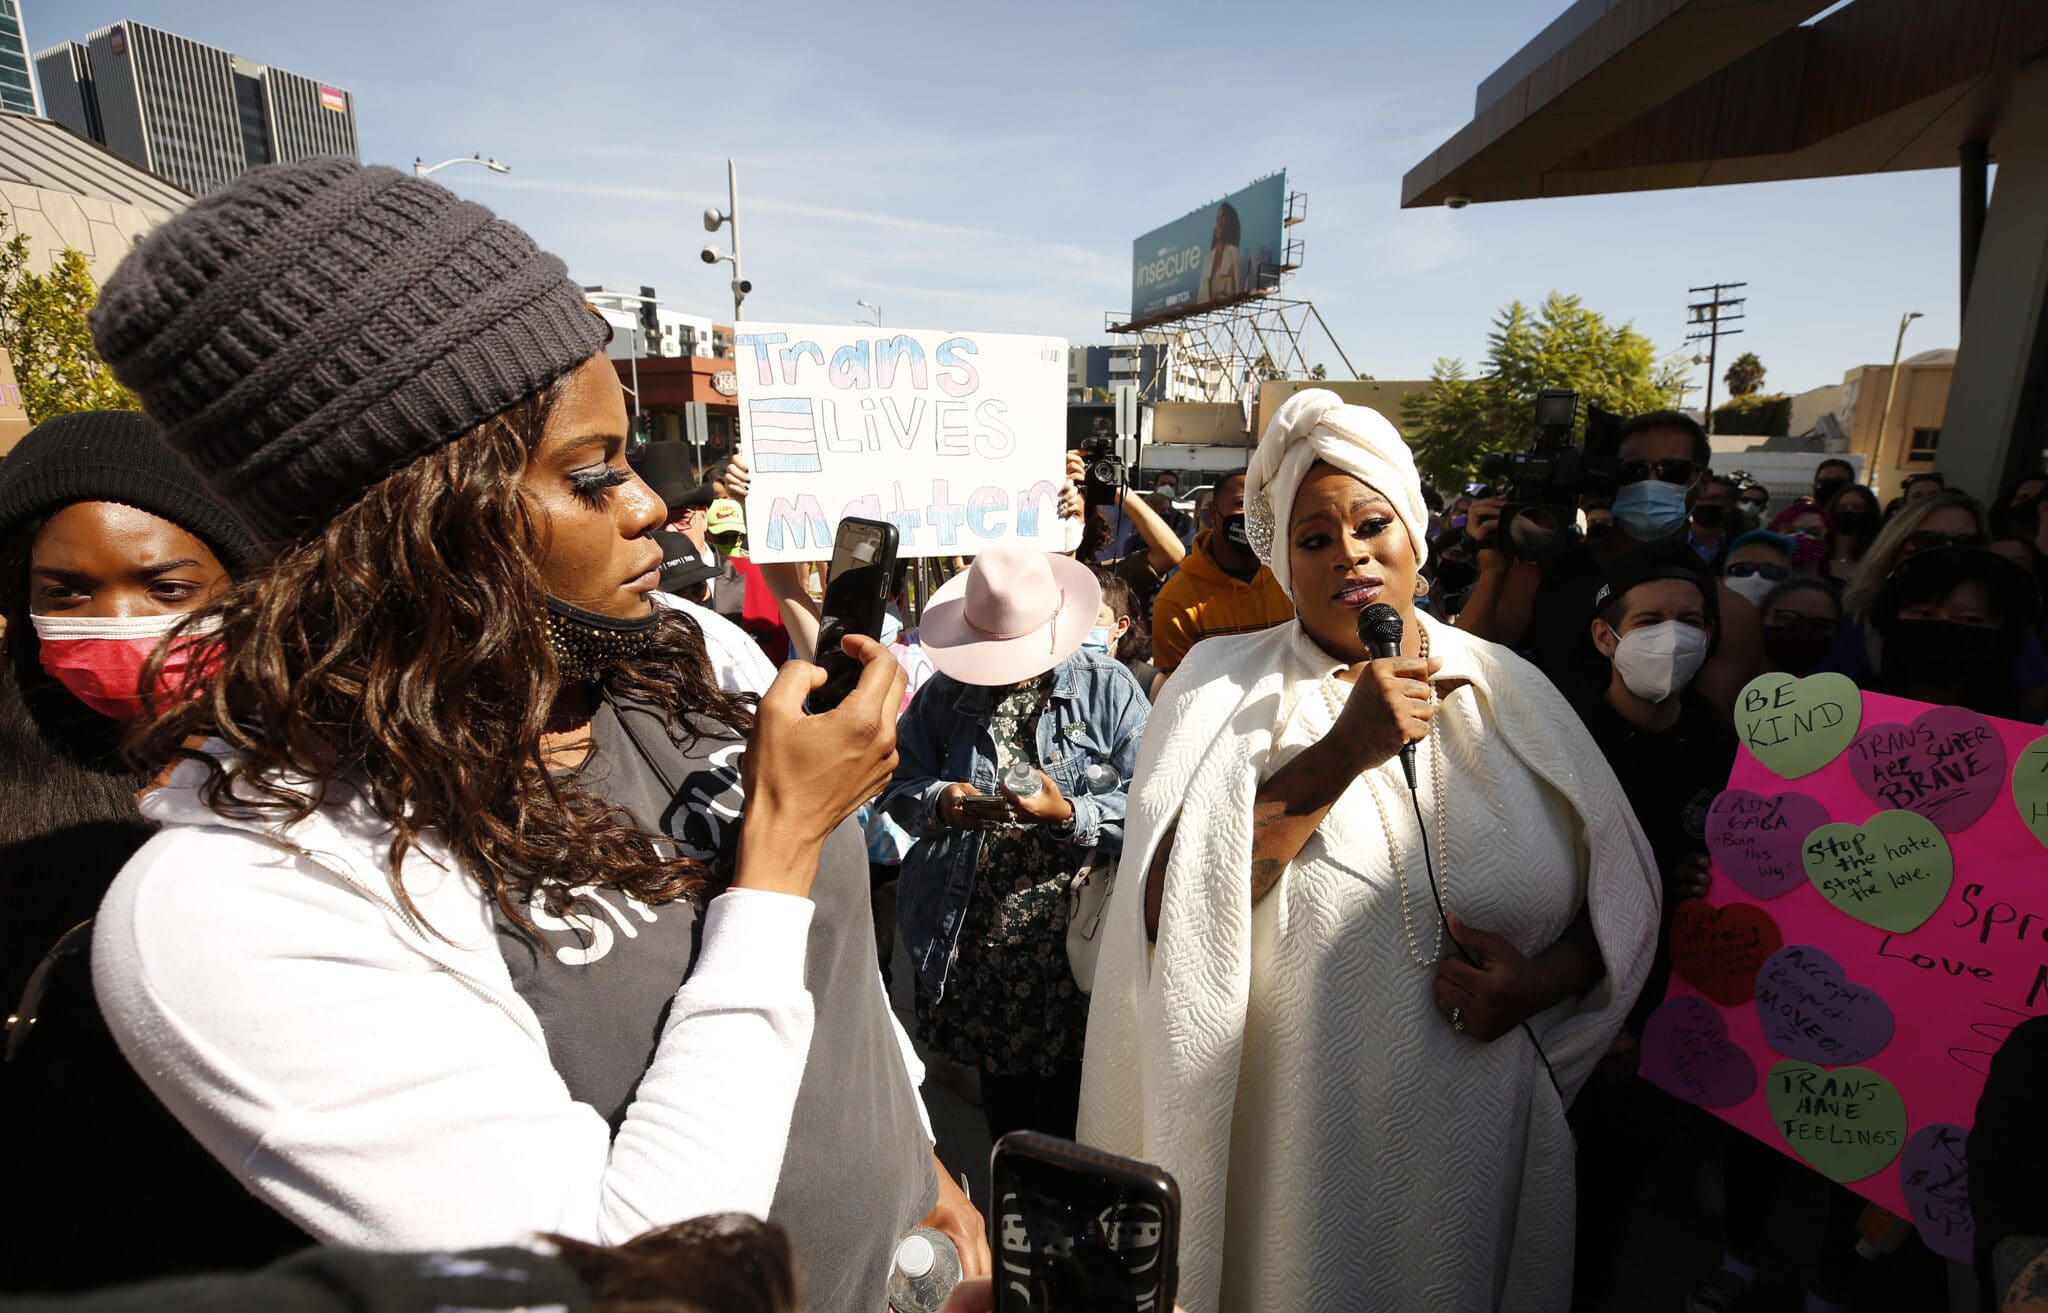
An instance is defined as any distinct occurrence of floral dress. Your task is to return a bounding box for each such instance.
[914,675,1090,1077]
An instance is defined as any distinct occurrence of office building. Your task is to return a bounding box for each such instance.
[34,19,356,195]
[0,0,35,115]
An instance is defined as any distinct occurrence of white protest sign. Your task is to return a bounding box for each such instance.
[733,323,1069,562]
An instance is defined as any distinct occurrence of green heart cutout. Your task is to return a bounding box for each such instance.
[1765,1059,1908,1183]
[2016,734,2048,852]
[1737,673,1863,779]
[1801,810,1953,934]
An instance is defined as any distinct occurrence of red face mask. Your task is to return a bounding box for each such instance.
[30,611,221,721]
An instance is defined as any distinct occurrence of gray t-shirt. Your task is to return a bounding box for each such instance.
[497,694,934,1307]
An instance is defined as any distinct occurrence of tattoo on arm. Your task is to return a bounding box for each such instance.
[1995,1237,2048,1311]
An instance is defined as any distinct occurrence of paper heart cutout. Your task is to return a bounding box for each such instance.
[1801,810,1954,934]
[2016,735,2048,852]
[1671,900,1784,1006]
[1846,706,2007,832]
[1737,672,1863,780]
[1765,1059,1907,1183]
[1899,1123,1974,1262]
[1640,996,1757,1108]
[1753,944,1895,1065]
[1705,790,1832,901]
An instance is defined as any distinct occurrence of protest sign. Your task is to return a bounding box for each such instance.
[731,323,1069,563]
[1641,678,2047,1260]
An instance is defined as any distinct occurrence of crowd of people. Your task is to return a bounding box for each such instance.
[1,155,2046,1313]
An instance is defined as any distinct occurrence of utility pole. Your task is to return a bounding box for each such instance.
[701,159,750,322]
[1686,282,1747,434]
[1872,311,1925,495]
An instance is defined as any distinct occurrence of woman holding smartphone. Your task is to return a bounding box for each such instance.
[884,546,1149,1143]
[86,156,984,1304]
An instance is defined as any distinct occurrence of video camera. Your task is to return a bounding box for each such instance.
[1475,389,1624,563]
[1078,435,1125,509]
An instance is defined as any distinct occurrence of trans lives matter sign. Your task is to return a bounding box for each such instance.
[733,323,1068,562]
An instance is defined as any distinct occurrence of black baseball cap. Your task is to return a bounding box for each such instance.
[630,442,714,512]
[654,530,720,594]
[1594,540,1720,628]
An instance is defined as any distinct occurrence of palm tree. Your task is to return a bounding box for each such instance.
[1724,351,1766,397]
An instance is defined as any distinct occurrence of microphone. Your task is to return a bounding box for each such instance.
[1356,602,1418,791]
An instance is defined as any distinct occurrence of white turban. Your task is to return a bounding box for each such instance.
[1243,387,1429,599]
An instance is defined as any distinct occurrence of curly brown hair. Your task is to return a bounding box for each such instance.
[130,386,756,929]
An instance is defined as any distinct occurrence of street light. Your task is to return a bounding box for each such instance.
[855,299,883,328]
[700,159,749,321]
[414,154,511,178]
[1872,311,1925,495]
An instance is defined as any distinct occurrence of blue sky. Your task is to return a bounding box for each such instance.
[31,0,1963,398]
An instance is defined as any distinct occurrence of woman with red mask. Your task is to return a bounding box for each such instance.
[0,410,304,1287]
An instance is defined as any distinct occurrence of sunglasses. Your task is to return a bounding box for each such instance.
[1726,561,1791,581]
[1906,530,1989,552]
[1766,611,1839,635]
[1618,459,1702,487]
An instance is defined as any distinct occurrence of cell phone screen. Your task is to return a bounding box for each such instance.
[806,518,896,715]
[992,1145,1176,1313]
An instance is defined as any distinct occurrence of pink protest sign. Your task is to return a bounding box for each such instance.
[1643,685,2047,1231]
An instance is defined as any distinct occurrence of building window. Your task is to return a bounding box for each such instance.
[1908,427,1941,462]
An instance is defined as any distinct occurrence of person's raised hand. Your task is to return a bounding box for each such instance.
[1003,769,1073,827]
[735,635,905,898]
[1328,654,1442,776]
[721,451,752,500]
[1065,449,1086,487]
[1465,495,1506,559]
[1432,913,1540,1042]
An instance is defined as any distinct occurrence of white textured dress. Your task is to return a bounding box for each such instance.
[1078,617,1660,1313]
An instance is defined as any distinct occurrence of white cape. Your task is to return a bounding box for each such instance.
[1077,616,1660,1312]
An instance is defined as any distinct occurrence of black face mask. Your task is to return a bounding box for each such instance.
[1692,504,1728,530]
[1764,623,1835,677]
[545,596,661,682]
[1222,513,1249,549]
[1881,619,2002,687]
[1833,510,1880,542]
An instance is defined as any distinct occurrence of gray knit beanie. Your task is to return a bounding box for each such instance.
[90,155,609,548]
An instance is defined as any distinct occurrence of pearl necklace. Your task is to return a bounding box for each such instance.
[1319,625,1451,968]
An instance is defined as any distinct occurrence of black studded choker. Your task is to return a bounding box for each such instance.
[544,596,661,682]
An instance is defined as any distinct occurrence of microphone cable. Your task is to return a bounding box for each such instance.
[1407,724,1565,1106]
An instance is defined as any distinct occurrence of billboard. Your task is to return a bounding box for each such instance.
[1129,172,1287,322]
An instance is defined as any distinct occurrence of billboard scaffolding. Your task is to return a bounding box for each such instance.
[1106,175,1349,416]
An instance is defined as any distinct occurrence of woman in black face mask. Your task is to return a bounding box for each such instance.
[1866,548,2041,718]
[1822,483,1882,577]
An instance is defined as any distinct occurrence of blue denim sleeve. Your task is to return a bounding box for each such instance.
[1066,669,1151,854]
[881,684,954,838]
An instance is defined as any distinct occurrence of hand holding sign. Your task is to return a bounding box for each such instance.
[1737,673,1862,779]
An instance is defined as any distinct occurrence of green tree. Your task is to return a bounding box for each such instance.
[1402,292,1688,488]
[1724,351,1765,398]
[0,211,140,424]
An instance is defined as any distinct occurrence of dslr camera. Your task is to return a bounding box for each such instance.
[1078,436,1125,509]
[1475,388,1622,563]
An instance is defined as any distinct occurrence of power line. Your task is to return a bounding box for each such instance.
[1686,281,1747,435]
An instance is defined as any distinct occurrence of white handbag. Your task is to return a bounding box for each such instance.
[1064,850,1116,993]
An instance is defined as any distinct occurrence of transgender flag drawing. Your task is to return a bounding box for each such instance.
[747,398,824,473]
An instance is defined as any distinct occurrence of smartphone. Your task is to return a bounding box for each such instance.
[990,1132,1180,1313]
[805,517,899,715]
[958,793,1014,824]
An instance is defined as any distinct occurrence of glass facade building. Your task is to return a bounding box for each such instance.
[34,20,355,195]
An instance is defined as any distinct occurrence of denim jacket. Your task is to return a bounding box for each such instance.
[882,649,1149,999]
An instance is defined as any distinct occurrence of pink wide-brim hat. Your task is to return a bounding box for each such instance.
[919,545,1102,687]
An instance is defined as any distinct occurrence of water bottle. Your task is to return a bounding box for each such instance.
[1002,759,1042,800]
[887,1227,963,1313]
[1081,762,1121,796]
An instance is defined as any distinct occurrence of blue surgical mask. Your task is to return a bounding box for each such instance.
[1082,625,1114,656]
[1613,480,1691,541]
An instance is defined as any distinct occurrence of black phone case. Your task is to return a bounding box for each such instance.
[988,1131,1181,1313]
[805,517,898,715]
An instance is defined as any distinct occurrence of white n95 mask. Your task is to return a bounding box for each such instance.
[1610,619,1710,703]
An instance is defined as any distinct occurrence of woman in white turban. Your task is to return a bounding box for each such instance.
[1077,390,1660,1312]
